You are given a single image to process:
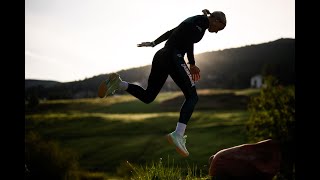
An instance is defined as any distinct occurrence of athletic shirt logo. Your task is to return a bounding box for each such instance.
[196,25,202,32]
[184,15,205,33]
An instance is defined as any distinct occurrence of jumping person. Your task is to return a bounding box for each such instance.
[98,9,226,157]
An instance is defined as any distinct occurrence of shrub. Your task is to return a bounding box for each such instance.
[25,131,79,180]
[246,76,295,180]
[26,93,39,108]
[247,76,295,142]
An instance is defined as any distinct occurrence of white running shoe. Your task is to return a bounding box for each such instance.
[167,131,189,157]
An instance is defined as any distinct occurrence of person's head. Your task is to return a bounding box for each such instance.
[202,9,226,33]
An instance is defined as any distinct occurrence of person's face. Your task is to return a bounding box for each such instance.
[208,18,225,33]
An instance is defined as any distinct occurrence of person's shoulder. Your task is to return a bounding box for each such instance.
[190,14,206,20]
[183,15,205,24]
[194,14,207,19]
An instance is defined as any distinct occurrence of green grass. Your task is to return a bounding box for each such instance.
[127,155,211,180]
[25,88,259,178]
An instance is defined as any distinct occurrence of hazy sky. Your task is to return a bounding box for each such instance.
[25,0,295,82]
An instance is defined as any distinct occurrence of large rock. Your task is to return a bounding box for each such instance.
[208,139,282,180]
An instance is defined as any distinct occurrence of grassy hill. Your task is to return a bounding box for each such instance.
[25,88,260,179]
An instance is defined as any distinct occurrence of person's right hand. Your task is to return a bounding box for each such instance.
[137,42,155,47]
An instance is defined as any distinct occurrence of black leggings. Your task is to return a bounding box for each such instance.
[126,47,198,125]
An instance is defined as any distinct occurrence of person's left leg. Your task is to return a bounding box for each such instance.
[170,56,199,133]
[166,53,199,157]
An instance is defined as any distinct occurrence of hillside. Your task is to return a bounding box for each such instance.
[25,38,295,100]
[25,89,258,176]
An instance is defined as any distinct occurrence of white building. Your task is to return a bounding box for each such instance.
[250,75,263,88]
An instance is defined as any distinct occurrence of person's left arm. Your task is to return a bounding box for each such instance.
[153,28,175,46]
[137,28,175,47]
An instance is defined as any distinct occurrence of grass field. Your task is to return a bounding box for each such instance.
[25,88,260,179]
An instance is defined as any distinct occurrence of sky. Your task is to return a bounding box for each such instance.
[25,0,295,82]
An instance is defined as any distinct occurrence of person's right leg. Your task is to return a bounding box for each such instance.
[98,48,169,101]
[98,73,127,98]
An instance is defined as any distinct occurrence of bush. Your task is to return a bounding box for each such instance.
[26,93,39,108]
[247,76,295,142]
[25,131,79,180]
[246,76,295,180]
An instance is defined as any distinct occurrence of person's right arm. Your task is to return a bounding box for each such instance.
[137,28,175,47]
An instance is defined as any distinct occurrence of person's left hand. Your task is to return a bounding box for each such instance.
[190,65,201,81]
[137,42,155,47]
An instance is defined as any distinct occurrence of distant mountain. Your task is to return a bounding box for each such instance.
[194,38,295,89]
[25,38,295,100]
[25,79,61,89]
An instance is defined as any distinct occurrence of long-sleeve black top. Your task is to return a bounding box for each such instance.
[153,15,209,65]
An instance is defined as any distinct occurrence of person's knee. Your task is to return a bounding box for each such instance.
[142,96,156,104]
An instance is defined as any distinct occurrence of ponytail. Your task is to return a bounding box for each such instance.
[202,9,211,16]
[202,9,227,27]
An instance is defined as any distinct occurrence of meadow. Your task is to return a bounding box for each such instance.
[25,88,260,179]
